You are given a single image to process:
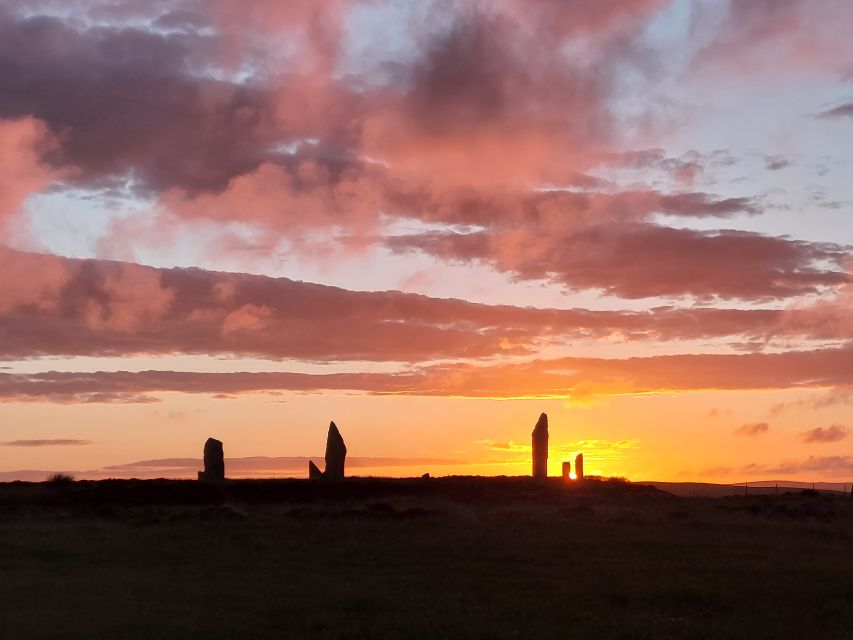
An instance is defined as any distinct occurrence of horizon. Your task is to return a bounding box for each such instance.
[1,0,852,484]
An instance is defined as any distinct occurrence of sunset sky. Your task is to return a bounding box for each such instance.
[1,0,851,483]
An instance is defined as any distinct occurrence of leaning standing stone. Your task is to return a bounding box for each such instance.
[324,421,347,481]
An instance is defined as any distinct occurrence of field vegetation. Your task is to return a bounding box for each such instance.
[1,477,851,639]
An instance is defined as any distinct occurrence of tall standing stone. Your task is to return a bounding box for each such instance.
[198,437,224,483]
[324,421,347,481]
[575,453,584,481]
[562,461,572,481]
[532,413,549,481]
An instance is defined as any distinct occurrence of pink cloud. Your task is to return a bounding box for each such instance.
[389,223,849,300]
[0,454,461,481]
[1,249,850,364]
[4,2,837,310]
[696,0,853,79]
[2,439,92,447]
[1,344,850,403]
[733,422,769,437]
[0,117,59,234]
[801,424,849,444]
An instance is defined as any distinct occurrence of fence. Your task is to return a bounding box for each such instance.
[735,482,850,496]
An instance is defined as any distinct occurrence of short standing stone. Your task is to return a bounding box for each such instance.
[531,413,549,481]
[198,437,225,483]
[562,461,572,480]
[308,460,323,480]
[324,421,347,481]
[575,453,584,481]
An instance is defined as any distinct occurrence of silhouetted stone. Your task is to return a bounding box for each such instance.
[324,421,347,481]
[198,437,224,483]
[308,421,348,481]
[562,461,572,480]
[422,473,430,479]
[532,413,549,481]
[575,453,584,481]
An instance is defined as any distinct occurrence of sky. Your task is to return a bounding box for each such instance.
[0,0,851,483]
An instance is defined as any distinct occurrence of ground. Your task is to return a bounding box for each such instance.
[1,477,851,639]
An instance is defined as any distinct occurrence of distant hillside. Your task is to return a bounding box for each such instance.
[643,481,851,498]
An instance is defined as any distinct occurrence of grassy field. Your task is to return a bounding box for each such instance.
[1,477,852,639]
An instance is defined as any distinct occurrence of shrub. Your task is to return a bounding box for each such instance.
[46,473,75,484]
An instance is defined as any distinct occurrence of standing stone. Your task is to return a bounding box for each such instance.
[198,437,224,483]
[309,421,348,481]
[562,461,572,481]
[575,453,584,481]
[324,421,347,481]
[532,413,549,481]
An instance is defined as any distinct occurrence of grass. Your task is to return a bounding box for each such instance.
[1,477,852,639]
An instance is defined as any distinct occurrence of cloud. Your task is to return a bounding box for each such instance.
[801,424,850,444]
[477,439,530,453]
[733,422,769,437]
[1,344,850,403]
[0,5,279,196]
[0,1,662,203]
[695,0,853,79]
[0,2,845,308]
[0,117,59,234]
[769,385,853,416]
[389,223,849,300]
[3,248,850,364]
[1,439,92,446]
[0,454,464,481]
[764,456,853,474]
[567,438,639,462]
[476,437,638,463]
[707,408,732,418]
[764,155,790,171]
[698,455,853,478]
[817,102,853,120]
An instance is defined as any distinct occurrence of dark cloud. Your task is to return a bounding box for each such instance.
[2,439,92,446]
[816,102,853,119]
[0,454,462,481]
[801,424,849,444]
[4,247,850,364]
[389,223,849,300]
[1,1,843,308]
[733,422,769,437]
[0,7,277,195]
[699,455,853,478]
[764,155,790,170]
[1,344,850,403]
